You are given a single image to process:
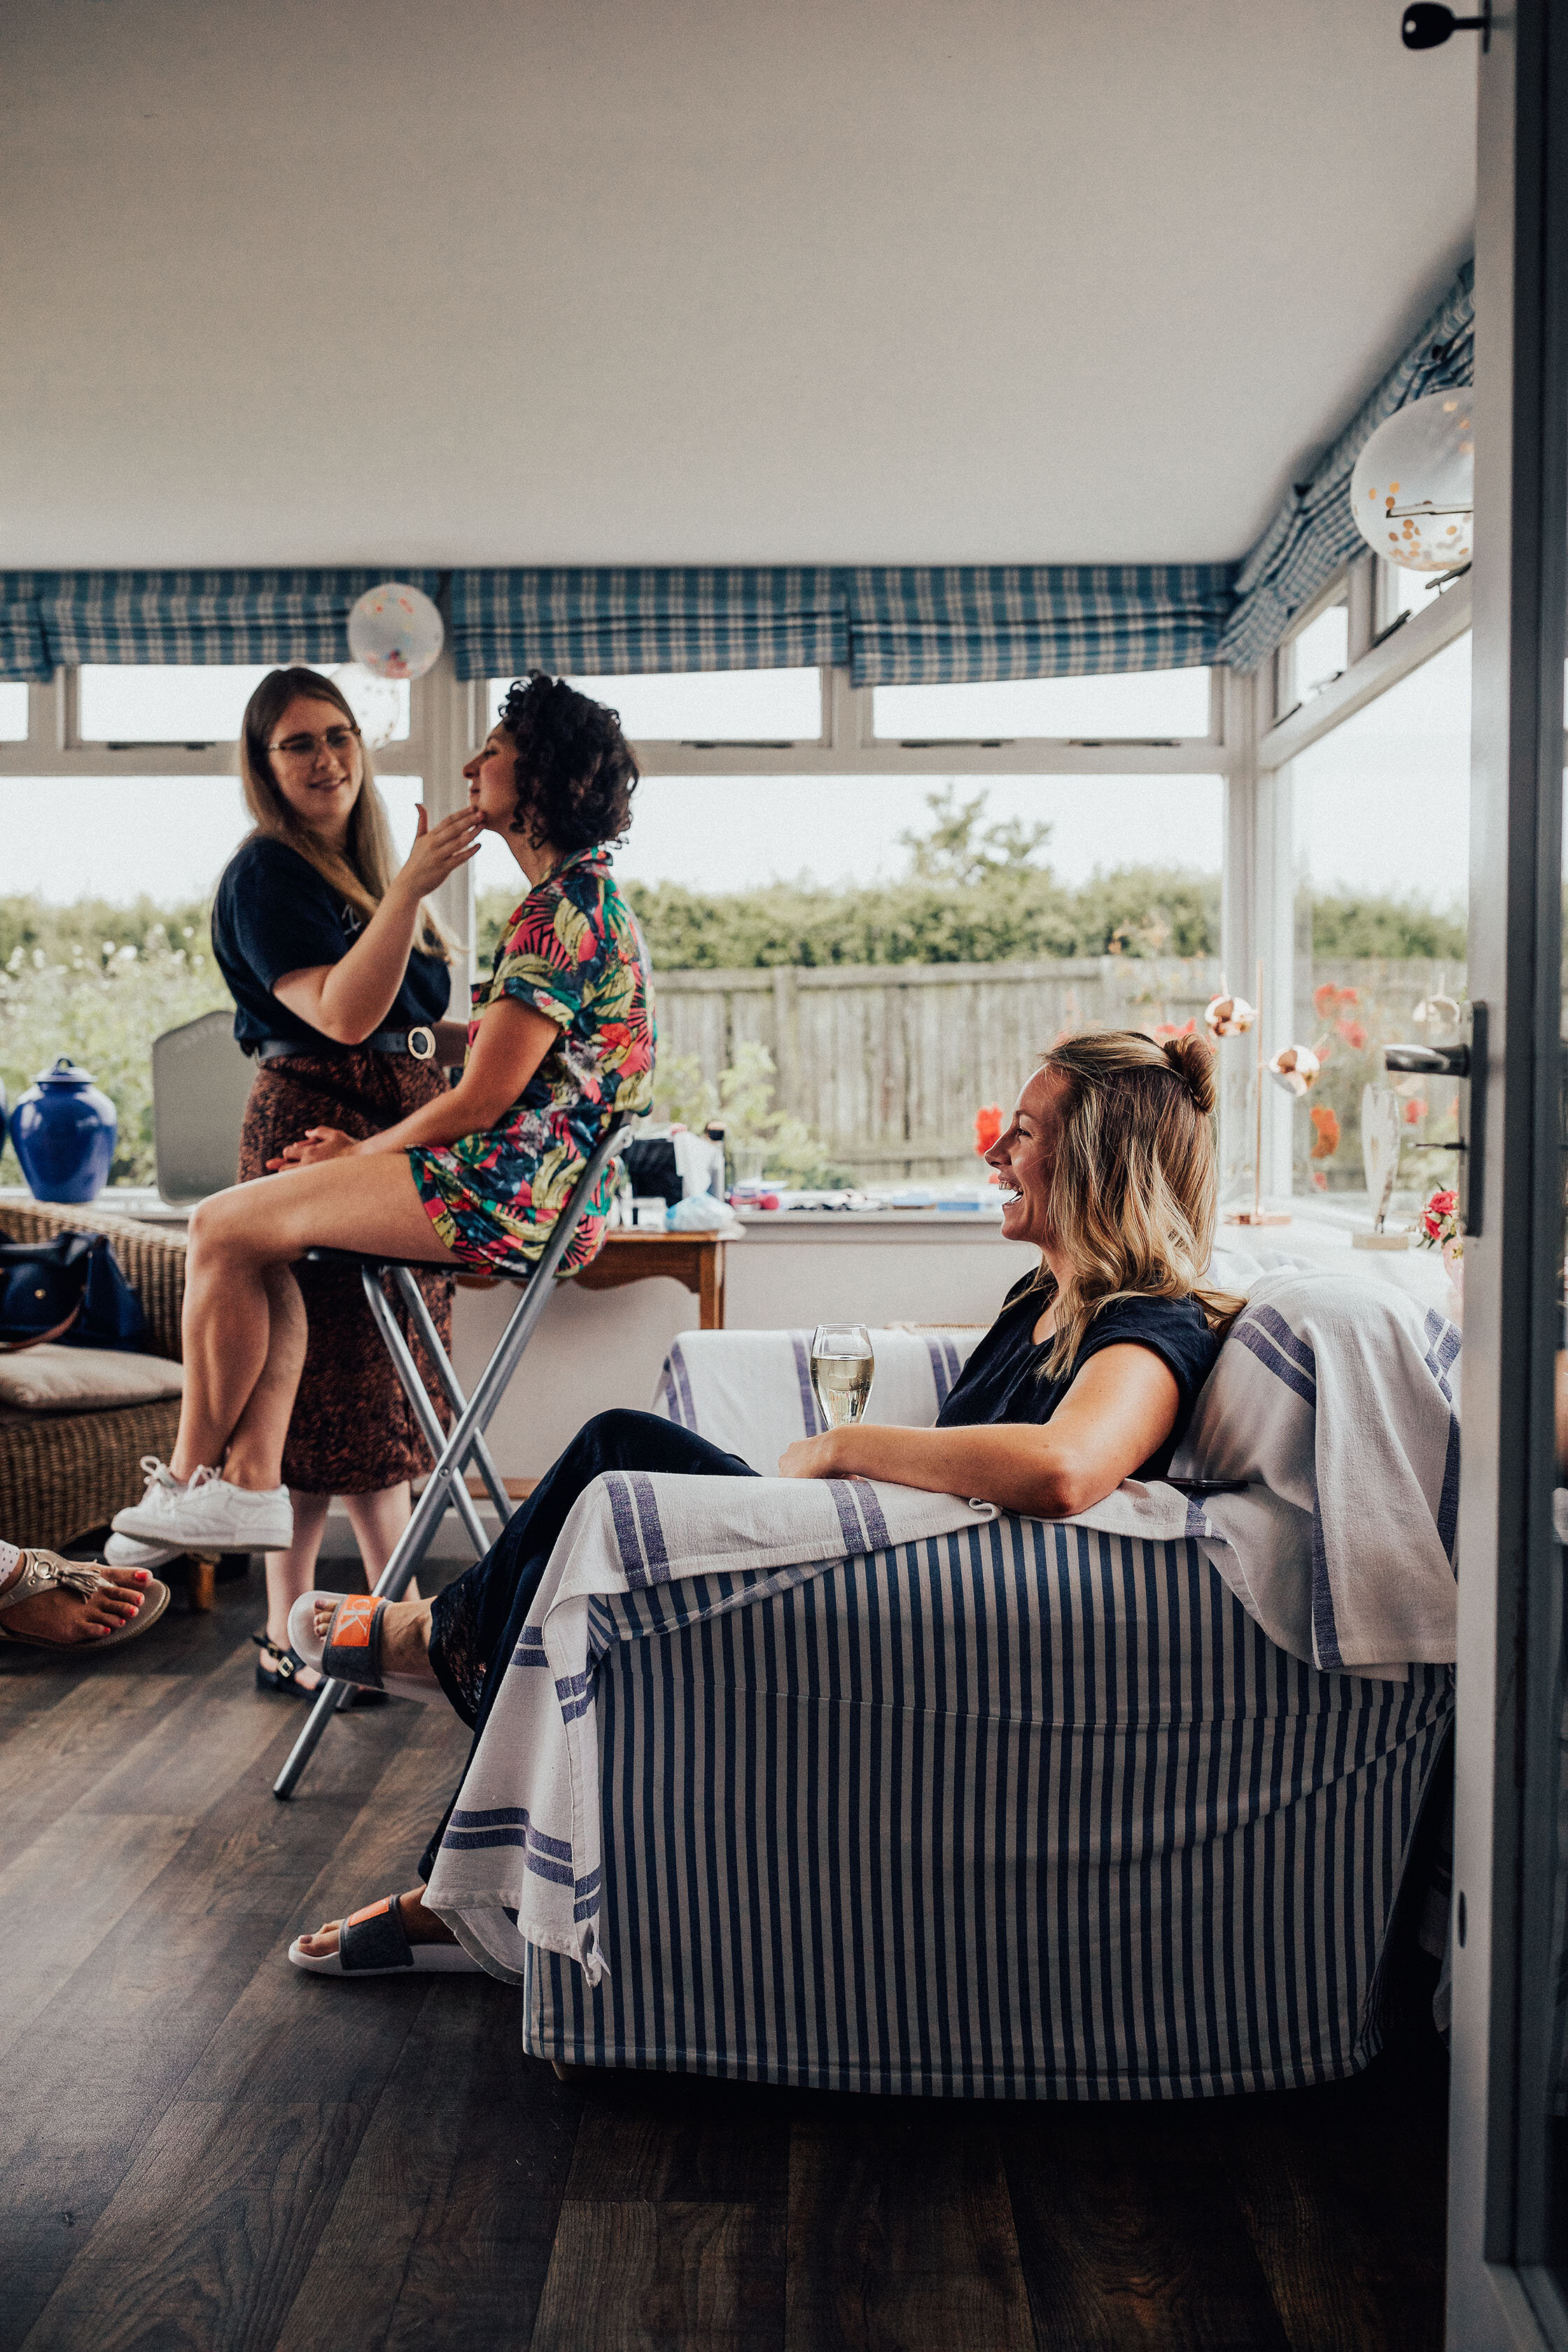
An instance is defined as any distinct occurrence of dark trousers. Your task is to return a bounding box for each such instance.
[416,1408,757,1882]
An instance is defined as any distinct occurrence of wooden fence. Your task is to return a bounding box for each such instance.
[652,953,1470,1183]
[652,958,1224,1179]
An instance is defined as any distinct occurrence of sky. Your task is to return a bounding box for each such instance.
[0,640,1475,913]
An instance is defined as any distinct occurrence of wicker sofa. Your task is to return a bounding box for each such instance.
[0,1197,186,1552]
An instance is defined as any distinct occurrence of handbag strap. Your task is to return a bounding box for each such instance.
[0,1298,83,1355]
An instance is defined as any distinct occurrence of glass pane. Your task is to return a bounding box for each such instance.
[0,771,428,904]
[1385,561,1443,630]
[486,668,822,741]
[475,770,1222,1188]
[1287,601,1350,709]
[0,682,28,741]
[78,664,410,746]
[872,666,1211,741]
[1288,631,1470,1207]
[0,769,427,1191]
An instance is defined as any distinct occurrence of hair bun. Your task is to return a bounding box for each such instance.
[1162,1032,1217,1116]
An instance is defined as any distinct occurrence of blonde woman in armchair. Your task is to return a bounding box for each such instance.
[286,1029,1242,1978]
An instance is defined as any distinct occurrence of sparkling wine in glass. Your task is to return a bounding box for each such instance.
[811,1322,874,1429]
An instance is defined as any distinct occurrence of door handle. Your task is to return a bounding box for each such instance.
[1383,1002,1486,1237]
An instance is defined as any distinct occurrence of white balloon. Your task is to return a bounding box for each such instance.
[347,582,445,680]
[1350,391,1474,573]
[326,664,405,750]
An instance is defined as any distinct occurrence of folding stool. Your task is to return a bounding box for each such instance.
[272,1121,634,1798]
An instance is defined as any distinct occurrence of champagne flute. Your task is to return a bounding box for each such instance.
[811,1323,874,1429]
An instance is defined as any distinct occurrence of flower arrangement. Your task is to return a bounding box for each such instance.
[1418,1186,1462,1252]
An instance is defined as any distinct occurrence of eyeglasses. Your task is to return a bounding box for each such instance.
[267,724,361,762]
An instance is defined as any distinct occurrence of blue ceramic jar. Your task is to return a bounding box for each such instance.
[11,1057,118,1203]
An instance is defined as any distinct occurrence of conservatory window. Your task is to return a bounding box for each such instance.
[486,667,825,743]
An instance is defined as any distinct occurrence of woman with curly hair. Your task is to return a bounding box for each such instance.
[109,675,657,1561]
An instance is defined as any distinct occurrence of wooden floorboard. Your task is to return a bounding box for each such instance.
[2,1567,1452,2352]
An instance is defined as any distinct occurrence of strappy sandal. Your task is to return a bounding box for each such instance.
[288,1893,484,1977]
[251,1630,384,1706]
[0,1551,169,1653]
[288,1591,439,1704]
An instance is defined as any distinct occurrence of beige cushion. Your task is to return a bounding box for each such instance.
[0,1345,184,1413]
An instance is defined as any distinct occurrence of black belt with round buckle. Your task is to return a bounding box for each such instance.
[257,1027,438,1064]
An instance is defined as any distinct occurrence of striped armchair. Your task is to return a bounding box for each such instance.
[0,1198,185,1550]
[524,1329,1455,2099]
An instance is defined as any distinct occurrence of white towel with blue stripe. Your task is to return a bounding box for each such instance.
[650,1326,983,1469]
[1171,1269,1461,1677]
[425,1466,997,1984]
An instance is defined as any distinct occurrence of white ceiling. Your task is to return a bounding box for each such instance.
[0,0,1475,571]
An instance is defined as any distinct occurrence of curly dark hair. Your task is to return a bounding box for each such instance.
[496,673,638,855]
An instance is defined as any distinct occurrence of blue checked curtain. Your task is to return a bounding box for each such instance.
[844,565,1236,685]
[450,567,848,680]
[0,568,444,682]
[1219,262,1474,673]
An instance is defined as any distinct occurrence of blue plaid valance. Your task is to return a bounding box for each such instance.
[450,567,848,682]
[450,564,1231,685]
[1220,262,1474,673]
[844,565,1236,685]
[0,568,443,682]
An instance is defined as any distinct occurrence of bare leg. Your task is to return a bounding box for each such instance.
[220,1265,309,1492]
[259,1490,333,1691]
[167,1158,460,1488]
[342,1482,422,1604]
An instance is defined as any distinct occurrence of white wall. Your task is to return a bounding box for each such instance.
[449,1224,1037,1478]
[1,0,1473,570]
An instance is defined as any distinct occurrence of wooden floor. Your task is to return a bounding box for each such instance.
[1,1567,1451,2352]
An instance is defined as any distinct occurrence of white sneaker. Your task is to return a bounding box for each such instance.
[104,1531,181,1569]
[113,1463,293,1552]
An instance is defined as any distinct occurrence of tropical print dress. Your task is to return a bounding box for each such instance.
[409,848,655,1278]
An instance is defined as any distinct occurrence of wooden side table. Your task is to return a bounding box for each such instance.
[570,1229,727,1329]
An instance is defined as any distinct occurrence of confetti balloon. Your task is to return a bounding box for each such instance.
[347,582,444,680]
[1268,1043,1321,1099]
[1204,993,1256,1040]
[1350,392,1474,573]
[326,664,405,750]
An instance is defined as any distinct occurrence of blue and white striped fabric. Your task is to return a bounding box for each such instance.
[652,1326,982,1471]
[1219,260,1474,673]
[524,1518,1452,2098]
[449,567,848,682]
[844,565,1236,686]
[0,568,444,679]
[1175,1272,1461,1676]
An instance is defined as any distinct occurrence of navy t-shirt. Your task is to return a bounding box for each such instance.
[211,836,450,1050]
[937,1275,1222,1480]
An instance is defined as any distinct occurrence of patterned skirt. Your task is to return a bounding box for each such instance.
[237,1049,455,1496]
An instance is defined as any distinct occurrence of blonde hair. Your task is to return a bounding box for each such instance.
[1032,1028,1243,1378]
[237,666,449,962]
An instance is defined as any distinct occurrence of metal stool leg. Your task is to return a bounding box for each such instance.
[272,1121,633,1800]
[387,1266,513,1522]
[359,1269,493,1559]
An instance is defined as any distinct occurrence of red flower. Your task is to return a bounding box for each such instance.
[1310,1105,1340,1158]
[1402,1097,1428,1125]
[1152,1018,1197,1042]
[974,1105,1002,1154]
[1313,982,1340,1017]
[1336,1018,1367,1049]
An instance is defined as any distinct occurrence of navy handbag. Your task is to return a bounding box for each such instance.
[0,1231,148,1354]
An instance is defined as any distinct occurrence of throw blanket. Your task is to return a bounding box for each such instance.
[652,1326,983,1469]
[1170,1269,1461,1676]
[424,1469,996,1984]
